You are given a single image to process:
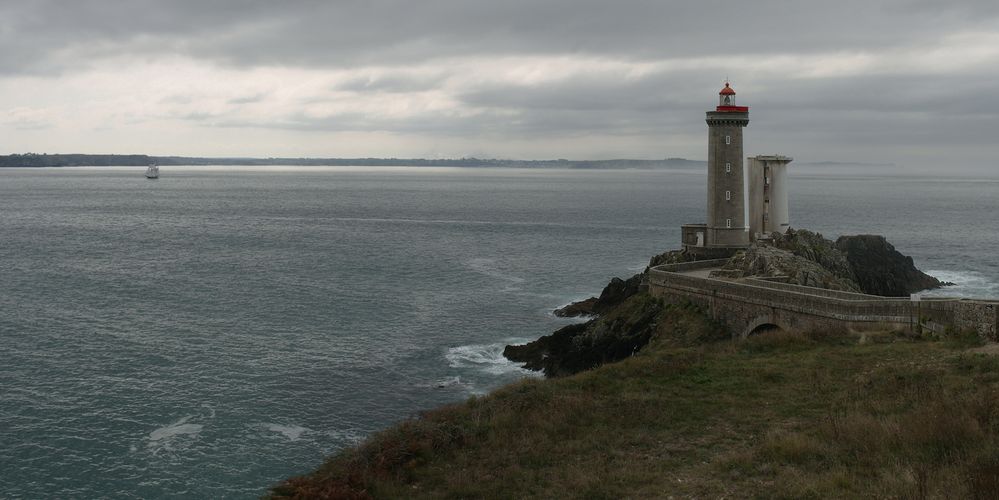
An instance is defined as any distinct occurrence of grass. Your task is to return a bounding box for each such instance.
[271,301,999,499]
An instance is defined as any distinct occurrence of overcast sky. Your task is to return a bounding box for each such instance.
[1,1,997,167]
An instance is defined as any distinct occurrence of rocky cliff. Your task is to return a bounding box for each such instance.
[552,274,643,318]
[507,229,945,377]
[711,245,862,292]
[835,234,944,296]
[711,229,943,296]
[506,294,663,377]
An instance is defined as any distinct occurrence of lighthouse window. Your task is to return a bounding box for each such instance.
[725,162,731,173]
[725,135,731,145]
[725,190,731,201]
[726,218,732,228]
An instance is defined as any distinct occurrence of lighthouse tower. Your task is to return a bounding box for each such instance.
[704,82,750,248]
[680,82,792,255]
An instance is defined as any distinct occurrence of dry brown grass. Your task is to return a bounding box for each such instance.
[271,306,999,499]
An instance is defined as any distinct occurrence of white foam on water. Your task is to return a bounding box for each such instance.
[465,257,525,284]
[265,424,310,442]
[445,341,542,377]
[146,416,204,455]
[923,270,999,299]
[148,416,203,442]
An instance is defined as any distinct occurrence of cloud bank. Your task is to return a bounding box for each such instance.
[1,0,997,167]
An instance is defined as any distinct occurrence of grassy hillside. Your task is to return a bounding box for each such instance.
[271,297,999,499]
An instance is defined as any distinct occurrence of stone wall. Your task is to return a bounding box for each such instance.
[954,301,999,341]
[649,264,999,341]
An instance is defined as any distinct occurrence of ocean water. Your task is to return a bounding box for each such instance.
[1,165,996,498]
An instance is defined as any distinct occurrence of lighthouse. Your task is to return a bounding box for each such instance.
[705,82,750,248]
[680,82,792,255]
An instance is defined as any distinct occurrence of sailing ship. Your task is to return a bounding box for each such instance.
[145,163,159,179]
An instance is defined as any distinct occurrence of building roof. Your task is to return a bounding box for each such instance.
[719,82,736,95]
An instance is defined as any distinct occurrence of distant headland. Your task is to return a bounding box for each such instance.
[0,153,699,169]
[0,153,893,169]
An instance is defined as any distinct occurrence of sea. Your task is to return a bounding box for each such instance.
[1,165,997,498]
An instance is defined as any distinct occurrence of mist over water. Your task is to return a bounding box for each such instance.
[1,166,996,497]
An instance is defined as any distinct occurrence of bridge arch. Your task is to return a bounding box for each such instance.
[741,315,790,338]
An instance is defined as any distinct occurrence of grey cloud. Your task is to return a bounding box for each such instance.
[335,73,449,93]
[211,66,996,164]
[3,0,999,74]
[2,0,997,167]
[457,69,709,113]
[227,93,268,105]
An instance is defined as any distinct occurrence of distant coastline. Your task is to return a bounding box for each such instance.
[0,153,895,169]
[0,154,702,169]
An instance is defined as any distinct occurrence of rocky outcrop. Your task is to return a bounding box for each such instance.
[835,234,944,297]
[507,295,660,377]
[552,298,599,318]
[553,273,643,318]
[712,229,943,296]
[503,322,591,374]
[516,228,945,379]
[711,245,862,292]
[773,229,858,284]
[555,248,730,318]
[647,248,697,269]
[507,295,725,377]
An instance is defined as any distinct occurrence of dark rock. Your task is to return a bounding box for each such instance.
[713,245,862,292]
[714,228,942,296]
[647,249,697,269]
[595,274,643,308]
[553,297,599,318]
[552,273,643,318]
[503,322,590,373]
[773,228,858,285]
[510,294,663,377]
[508,296,727,377]
[834,235,944,296]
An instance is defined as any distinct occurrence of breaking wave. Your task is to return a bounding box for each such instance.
[146,415,205,455]
[263,424,310,442]
[923,270,999,299]
[465,258,525,284]
[445,341,538,377]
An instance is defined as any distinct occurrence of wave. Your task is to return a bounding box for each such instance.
[148,416,203,442]
[923,269,999,299]
[146,415,204,455]
[445,341,539,377]
[465,258,525,284]
[264,424,310,442]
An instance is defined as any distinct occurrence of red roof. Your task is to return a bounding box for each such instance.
[719,82,736,95]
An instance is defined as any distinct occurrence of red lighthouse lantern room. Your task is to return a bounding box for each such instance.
[717,82,748,112]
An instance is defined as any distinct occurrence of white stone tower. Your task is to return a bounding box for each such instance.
[748,155,793,238]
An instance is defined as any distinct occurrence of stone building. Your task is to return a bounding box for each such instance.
[682,82,792,256]
[748,155,793,239]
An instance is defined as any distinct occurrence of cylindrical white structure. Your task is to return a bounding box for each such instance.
[769,161,790,233]
[747,155,793,239]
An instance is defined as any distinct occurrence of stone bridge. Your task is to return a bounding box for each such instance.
[648,259,999,341]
